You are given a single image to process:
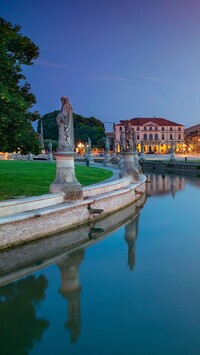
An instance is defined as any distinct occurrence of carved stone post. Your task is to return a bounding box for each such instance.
[87,138,93,162]
[170,139,176,162]
[103,137,111,166]
[119,121,140,182]
[47,141,53,161]
[139,140,146,162]
[50,97,83,201]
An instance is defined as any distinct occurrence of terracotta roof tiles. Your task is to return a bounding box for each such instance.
[116,117,184,127]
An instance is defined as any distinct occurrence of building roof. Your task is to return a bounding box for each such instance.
[117,117,184,127]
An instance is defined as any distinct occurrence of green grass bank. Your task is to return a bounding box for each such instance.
[0,161,113,200]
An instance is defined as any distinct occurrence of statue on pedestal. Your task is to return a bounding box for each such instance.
[105,137,110,153]
[87,138,92,152]
[57,97,74,152]
[50,96,83,201]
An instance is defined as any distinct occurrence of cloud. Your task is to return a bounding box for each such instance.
[138,74,169,84]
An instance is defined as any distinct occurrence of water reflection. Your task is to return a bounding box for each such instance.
[124,213,139,270]
[146,173,185,197]
[57,249,85,342]
[1,174,200,353]
[56,213,141,342]
[0,275,49,355]
[0,196,146,347]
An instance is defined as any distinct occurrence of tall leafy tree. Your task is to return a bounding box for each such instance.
[38,111,105,148]
[0,17,41,154]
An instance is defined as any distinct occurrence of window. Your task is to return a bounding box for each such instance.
[149,134,153,140]
[162,134,165,140]
[162,127,165,131]
[178,134,181,140]
[137,127,140,131]
[155,134,158,140]
[137,135,140,140]
[144,134,147,140]
[170,127,173,131]
[178,127,181,131]
[170,134,173,140]
[155,127,158,131]
[149,127,152,131]
[144,127,146,131]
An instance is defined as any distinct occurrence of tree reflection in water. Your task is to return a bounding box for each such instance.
[0,275,49,355]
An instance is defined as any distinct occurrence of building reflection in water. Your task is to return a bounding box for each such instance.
[146,173,185,198]
[57,249,85,343]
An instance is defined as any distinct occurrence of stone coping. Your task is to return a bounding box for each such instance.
[0,176,132,218]
[83,177,132,197]
[0,175,146,227]
[0,193,65,218]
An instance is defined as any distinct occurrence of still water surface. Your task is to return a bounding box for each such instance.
[0,173,200,355]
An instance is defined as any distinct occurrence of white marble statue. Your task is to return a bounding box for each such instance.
[56,96,74,152]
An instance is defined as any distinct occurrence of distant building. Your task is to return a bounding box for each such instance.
[185,124,200,153]
[114,117,185,154]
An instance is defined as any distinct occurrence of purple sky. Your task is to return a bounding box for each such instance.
[1,0,200,131]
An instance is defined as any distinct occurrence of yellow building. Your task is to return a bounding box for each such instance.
[114,117,185,154]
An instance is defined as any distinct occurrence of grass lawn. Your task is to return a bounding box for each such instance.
[0,160,113,200]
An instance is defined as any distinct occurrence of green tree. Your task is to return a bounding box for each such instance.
[43,139,59,152]
[0,17,41,154]
[38,111,105,147]
[0,275,49,355]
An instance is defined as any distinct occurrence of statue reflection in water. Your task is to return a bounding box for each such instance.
[56,211,141,342]
[124,213,140,271]
[57,249,85,343]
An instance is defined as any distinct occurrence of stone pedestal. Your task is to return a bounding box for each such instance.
[27,153,33,161]
[103,153,110,166]
[50,152,83,201]
[47,152,53,161]
[170,152,176,162]
[118,154,123,169]
[119,152,139,182]
[139,152,146,162]
[87,152,93,162]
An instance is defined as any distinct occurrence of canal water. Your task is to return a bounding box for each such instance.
[0,173,200,355]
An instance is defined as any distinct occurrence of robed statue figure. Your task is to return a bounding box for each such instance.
[57,97,75,152]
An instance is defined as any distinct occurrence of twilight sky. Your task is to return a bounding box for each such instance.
[1,0,200,131]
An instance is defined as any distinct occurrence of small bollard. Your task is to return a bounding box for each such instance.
[86,158,89,166]
[185,157,187,162]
